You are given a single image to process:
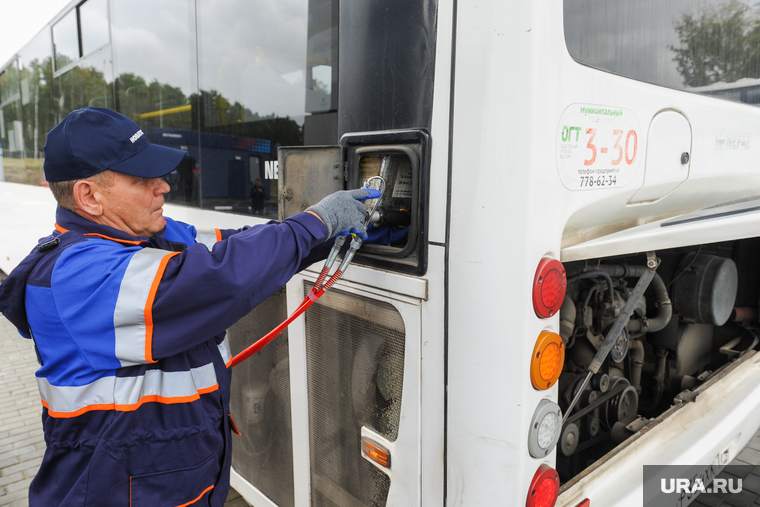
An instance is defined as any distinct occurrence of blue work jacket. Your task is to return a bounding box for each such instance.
[0,207,329,506]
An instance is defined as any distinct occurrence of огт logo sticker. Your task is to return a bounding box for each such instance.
[556,104,642,191]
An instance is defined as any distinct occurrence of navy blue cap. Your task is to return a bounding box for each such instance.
[43,107,186,182]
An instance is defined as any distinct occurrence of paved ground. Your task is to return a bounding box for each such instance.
[0,315,44,507]
[695,439,760,507]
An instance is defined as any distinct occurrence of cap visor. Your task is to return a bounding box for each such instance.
[109,143,186,178]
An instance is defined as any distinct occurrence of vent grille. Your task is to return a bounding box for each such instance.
[305,285,406,507]
[228,287,294,507]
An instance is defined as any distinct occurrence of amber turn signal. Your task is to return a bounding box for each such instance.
[362,436,390,468]
[530,330,565,390]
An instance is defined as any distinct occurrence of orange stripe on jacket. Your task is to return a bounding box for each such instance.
[144,251,181,363]
[41,383,219,418]
[55,223,147,246]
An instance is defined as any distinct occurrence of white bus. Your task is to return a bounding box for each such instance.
[3,0,760,506]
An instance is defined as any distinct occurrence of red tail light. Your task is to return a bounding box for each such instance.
[533,258,566,318]
[526,464,560,507]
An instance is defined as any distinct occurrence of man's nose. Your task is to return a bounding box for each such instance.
[155,178,170,195]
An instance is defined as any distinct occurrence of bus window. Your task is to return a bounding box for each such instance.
[79,0,109,57]
[0,60,20,105]
[112,0,196,130]
[18,29,54,162]
[564,0,760,105]
[195,0,337,211]
[52,8,78,72]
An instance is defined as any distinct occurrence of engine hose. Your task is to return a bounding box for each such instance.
[588,265,656,374]
[595,264,673,333]
[569,270,615,301]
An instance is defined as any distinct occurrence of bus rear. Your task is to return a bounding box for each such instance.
[445,1,760,506]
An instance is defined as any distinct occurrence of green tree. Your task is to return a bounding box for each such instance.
[670,0,760,87]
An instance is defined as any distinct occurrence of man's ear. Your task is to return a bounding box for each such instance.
[72,180,104,217]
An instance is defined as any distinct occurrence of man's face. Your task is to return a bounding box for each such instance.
[98,172,170,237]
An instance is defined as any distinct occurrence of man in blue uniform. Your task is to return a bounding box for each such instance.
[0,107,379,506]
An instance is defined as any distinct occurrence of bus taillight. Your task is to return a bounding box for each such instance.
[530,331,565,390]
[533,258,566,318]
[526,464,560,507]
[528,400,562,458]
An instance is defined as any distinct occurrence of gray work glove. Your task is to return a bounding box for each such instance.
[307,188,382,238]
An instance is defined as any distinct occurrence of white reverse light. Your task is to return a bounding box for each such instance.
[529,399,562,458]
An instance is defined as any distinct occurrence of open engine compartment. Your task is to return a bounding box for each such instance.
[558,237,760,483]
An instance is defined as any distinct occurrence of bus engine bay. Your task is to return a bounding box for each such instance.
[557,237,760,483]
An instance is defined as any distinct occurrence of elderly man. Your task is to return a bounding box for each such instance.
[0,107,378,506]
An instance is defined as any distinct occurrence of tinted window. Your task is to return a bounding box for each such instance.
[0,60,20,104]
[52,8,79,71]
[111,0,196,119]
[54,49,114,115]
[18,29,55,159]
[564,0,760,104]
[111,0,197,202]
[1,98,30,182]
[5,0,339,207]
[80,0,110,56]
[194,0,336,211]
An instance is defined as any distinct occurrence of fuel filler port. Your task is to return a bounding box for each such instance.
[278,129,429,276]
[342,130,430,275]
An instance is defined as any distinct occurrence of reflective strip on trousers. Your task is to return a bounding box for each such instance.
[37,362,219,417]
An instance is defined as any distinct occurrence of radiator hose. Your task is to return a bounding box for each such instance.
[594,264,673,333]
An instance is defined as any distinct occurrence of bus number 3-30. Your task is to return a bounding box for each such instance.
[584,128,637,167]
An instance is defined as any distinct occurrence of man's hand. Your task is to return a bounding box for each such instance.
[306,189,382,238]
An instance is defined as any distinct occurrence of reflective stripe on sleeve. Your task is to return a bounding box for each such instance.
[217,334,232,367]
[114,249,180,366]
[38,362,219,418]
[194,229,222,251]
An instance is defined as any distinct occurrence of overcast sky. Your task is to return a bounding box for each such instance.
[0,0,73,67]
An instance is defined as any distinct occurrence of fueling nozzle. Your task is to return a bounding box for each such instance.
[359,175,386,232]
[370,208,411,228]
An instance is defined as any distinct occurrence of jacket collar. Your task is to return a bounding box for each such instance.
[54,206,162,246]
